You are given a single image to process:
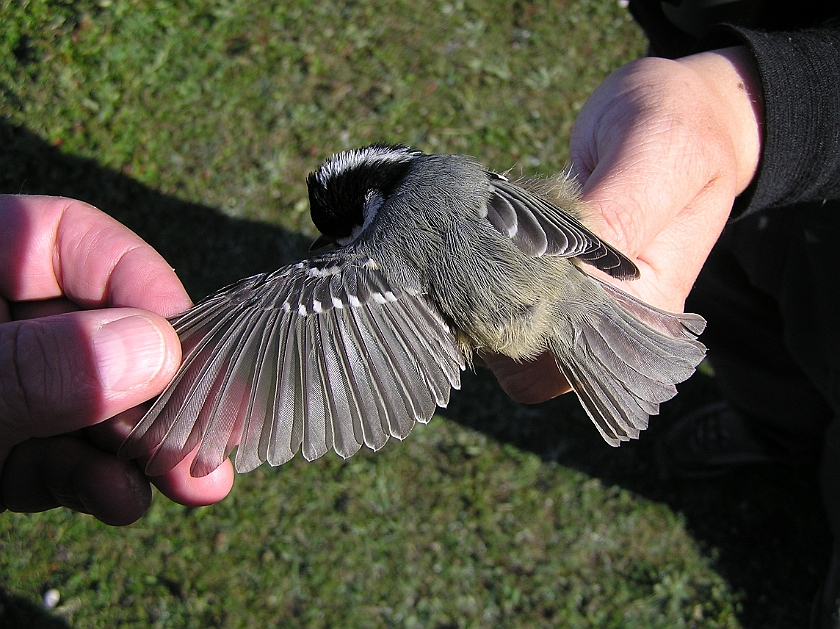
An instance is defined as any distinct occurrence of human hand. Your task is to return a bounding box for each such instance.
[486,46,763,403]
[0,195,234,525]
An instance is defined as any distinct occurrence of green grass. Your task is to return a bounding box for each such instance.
[0,1,830,627]
[2,420,738,628]
[1,0,643,233]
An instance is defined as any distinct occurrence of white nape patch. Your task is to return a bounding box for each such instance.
[312,300,323,313]
[348,294,362,308]
[332,297,345,309]
[298,304,308,316]
[314,144,421,187]
[282,302,292,313]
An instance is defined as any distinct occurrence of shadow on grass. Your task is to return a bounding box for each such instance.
[449,368,831,629]
[0,119,831,629]
[0,120,313,301]
[0,587,73,629]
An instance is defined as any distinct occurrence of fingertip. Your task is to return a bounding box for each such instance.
[87,310,183,417]
[93,312,182,394]
[151,455,234,508]
[145,312,184,389]
[93,410,235,509]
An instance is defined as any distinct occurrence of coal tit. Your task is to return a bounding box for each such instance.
[120,143,706,477]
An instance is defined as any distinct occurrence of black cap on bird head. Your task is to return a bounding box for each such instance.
[307,143,421,245]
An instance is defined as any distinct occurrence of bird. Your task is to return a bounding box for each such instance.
[119,143,706,478]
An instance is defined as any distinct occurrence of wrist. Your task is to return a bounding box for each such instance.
[676,46,763,195]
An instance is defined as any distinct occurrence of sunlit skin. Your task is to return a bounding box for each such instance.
[487,47,762,404]
[0,195,234,525]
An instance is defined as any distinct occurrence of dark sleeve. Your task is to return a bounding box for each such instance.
[708,26,840,216]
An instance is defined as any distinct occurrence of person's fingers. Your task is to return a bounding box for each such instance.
[582,168,735,311]
[9,297,80,321]
[482,352,572,404]
[0,195,191,315]
[152,455,235,507]
[91,408,235,507]
[0,309,182,447]
[0,195,233,508]
[1,435,152,526]
[568,56,749,311]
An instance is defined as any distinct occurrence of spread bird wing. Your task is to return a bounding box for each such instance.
[119,255,465,477]
[485,174,639,280]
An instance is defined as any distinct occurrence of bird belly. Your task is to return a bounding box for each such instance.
[454,298,556,361]
[435,255,574,362]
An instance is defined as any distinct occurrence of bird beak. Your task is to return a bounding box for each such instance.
[309,233,335,251]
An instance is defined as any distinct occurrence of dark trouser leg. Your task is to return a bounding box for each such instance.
[687,242,832,451]
[820,420,840,628]
[686,200,840,627]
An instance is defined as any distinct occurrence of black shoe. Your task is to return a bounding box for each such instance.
[656,401,799,479]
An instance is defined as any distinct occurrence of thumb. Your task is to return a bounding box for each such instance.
[0,309,182,450]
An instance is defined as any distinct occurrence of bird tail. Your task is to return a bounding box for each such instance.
[550,275,706,446]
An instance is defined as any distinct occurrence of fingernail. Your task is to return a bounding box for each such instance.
[94,315,166,392]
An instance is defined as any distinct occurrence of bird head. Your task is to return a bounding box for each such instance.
[306,143,421,247]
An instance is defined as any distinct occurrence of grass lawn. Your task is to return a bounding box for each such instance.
[0,1,831,627]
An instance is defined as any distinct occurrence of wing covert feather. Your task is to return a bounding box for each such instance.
[486,175,640,280]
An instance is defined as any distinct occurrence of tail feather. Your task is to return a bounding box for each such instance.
[552,278,706,446]
[593,275,707,338]
[559,353,648,445]
[581,324,679,402]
